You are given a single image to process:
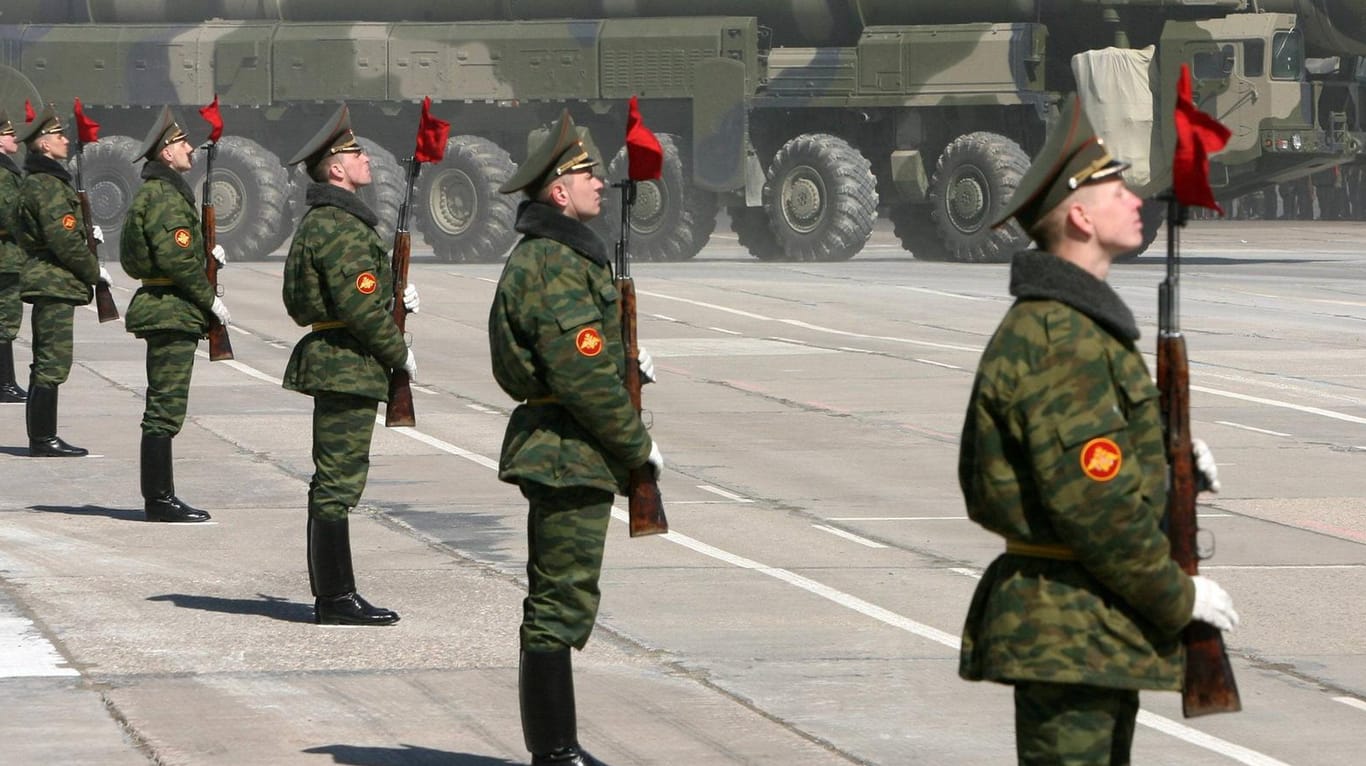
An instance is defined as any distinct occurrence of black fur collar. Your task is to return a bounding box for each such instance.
[140,159,196,209]
[24,152,71,184]
[305,182,378,229]
[0,153,19,177]
[1009,250,1139,341]
[513,200,608,266]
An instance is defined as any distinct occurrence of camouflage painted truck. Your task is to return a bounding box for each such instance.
[0,0,1361,263]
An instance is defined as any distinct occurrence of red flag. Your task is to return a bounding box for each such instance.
[1173,64,1230,213]
[23,100,34,123]
[625,95,662,181]
[199,95,223,142]
[414,96,450,165]
[73,98,100,144]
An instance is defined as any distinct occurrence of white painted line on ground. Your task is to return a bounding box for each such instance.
[709,327,742,335]
[466,403,499,415]
[812,524,887,549]
[696,485,753,503]
[228,325,255,337]
[222,359,282,386]
[896,286,991,301]
[837,346,877,354]
[380,424,500,471]
[828,516,967,521]
[1135,711,1291,766]
[1216,420,1291,437]
[649,313,679,323]
[1195,384,1366,425]
[0,614,77,678]
[1204,564,1366,571]
[1333,696,1366,713]
[914,358,965,370]
[949,567,981,580]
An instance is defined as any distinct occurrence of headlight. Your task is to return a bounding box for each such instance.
[1292,134,1304,150]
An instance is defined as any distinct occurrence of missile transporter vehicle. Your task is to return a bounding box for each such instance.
[0,0,1362,262]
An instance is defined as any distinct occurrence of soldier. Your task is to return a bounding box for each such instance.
[956,95,1240,765]
[119,106,231,522]
[281,104,418,626]
[17,103,113,457]
[0,109,27,403]
[489,110,662,766]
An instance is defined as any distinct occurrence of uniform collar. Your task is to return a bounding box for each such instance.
[304,181,378,229]
[1009,250,1139,341]
[513,200,608,266]
[0,153,19,177]
[23,152,71,184]
[140,159,195,209]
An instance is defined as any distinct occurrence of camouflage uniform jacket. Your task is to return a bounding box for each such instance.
[119,161,213,338]
[18,153,98,304]
[488,201,652,495]
[0,154,23,273]
[958,251,1194,691]
[282,182,406,401]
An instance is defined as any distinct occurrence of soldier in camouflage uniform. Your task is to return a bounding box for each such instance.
[489,110,663,766]
[120,106,232,522]
[281,104,419,626]
[957,95,1240,765]
[17,103,113,458]
[0,110,28,403]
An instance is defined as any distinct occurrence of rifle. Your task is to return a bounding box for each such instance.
[71,146,119,323]
[200,139,233,360]
[1156,192,1241,718]
[384,156,419,428]
[614,179,667,537]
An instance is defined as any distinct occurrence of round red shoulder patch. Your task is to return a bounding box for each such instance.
[575,327,604,357]
[1080,437,1123,482]
[355,271,378,294]
[61,214,77,231]
[173,228,192,248]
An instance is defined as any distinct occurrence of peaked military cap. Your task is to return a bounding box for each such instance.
[286,103,362,174]
[136,106,188,161]
[16,103,63,144]
[994,94,1130,232]
[0,109,13,137]
[499,109,601,195]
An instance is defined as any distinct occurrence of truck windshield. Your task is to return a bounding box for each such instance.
[1271,30,1303,80]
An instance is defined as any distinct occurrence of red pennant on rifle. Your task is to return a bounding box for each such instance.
[625,96,662,181]
[199,95,223,142]
[414,96,450,165]
[23,100,34,123]
[1173,64,1230,214]
[73,98,100,144]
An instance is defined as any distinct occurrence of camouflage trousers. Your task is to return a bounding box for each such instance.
[28,299,76,387]
[142,331,199,438]
[0,272,21,341]
[307,392,378,522]
[1014,681,1139,765]
[519,481,613,652]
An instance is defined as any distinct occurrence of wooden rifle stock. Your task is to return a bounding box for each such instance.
[78,192,119,323]
[618,274,667,537]
[202,201,234,360]
[1158,195,1240,717]
[385,228,415,427]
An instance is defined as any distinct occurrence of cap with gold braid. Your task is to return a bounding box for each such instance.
[993,94,1130,233]
[136,105,188,161]
[499,109,601,195]
[0,109,14,138]
[285,103,362,175]
[16,103,63,145]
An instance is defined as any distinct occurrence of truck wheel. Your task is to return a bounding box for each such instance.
[729,205,784,261]
[1115,198,1165,262]
[929,132,1030,263]
[417,135,518,263]
[207,136,290,261]
[764,133,878,261]
[602,132,717,261]
[81,135,141,261]
[887,203,950,261]
[357,138,403,245]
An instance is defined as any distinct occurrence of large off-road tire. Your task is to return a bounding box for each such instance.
[81,135,141,261]
[357,137,403,245]
[763,133,878,261]
[416,135,519,263]
[600,132,717,261]
[929,132,1031,263]
[728,204,784,261]
[887,203,951,261]
[1115,198,1166,262]
[206,136,290,261]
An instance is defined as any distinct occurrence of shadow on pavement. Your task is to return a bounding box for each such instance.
[147,593,314,623]
[28,504,145,522]
[302,744,522,765]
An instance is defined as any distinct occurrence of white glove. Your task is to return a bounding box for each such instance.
[402,282,420,314]
[637,347,656,384]
[644,439,664,479]
[91,224,104,244]
[97,266,113,287]
[401,349,418,380]
[210,297,230,325]
[212,244,227,267]
[1193,438,1221,494]
[1191,576,1239,631]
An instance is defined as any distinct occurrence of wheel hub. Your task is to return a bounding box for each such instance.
[88,179,128,223]
[210,174,245,233]
[947,171,988,233]
[631,179,666,235]
[781,166,825,234]
[431,169,477,236]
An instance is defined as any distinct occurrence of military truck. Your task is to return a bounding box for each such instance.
[0,0,1362,263]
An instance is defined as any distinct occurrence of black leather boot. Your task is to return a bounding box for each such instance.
[521,648,608,766]
[141,435,210,522]
[308,516,399,626]
[0,342,25,403]
[26,380,87,457]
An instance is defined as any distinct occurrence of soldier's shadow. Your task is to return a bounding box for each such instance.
[147,593,314,623]
[0,445,31,456]
[301,744,520,765]
[28,504,144,522]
